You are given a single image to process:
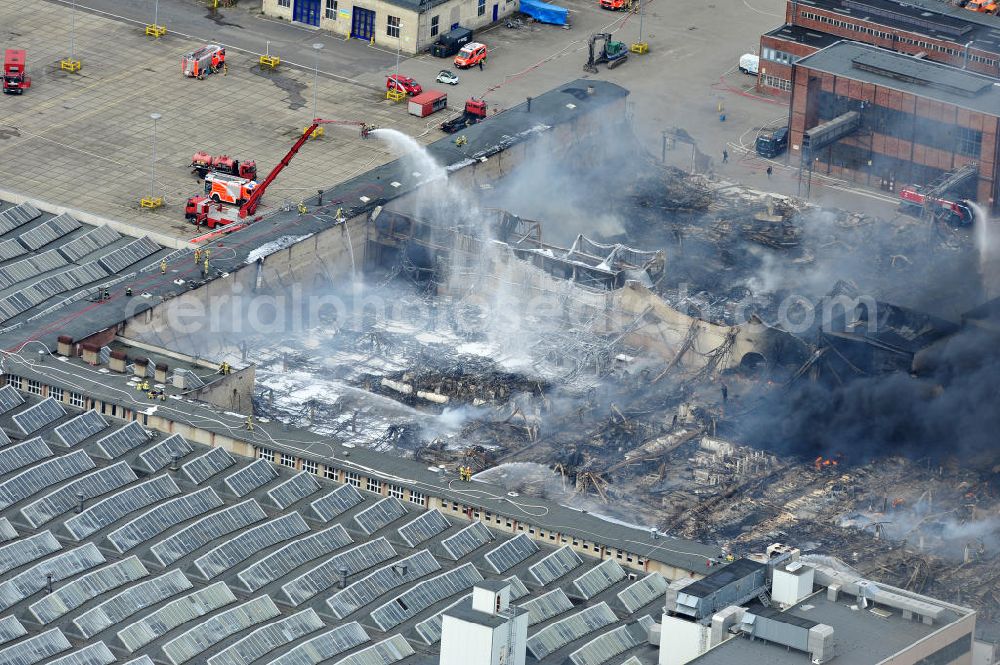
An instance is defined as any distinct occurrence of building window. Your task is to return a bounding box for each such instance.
[387,484,404,500]
[278,0,290,6]
[478,0,486,16]
[452,501,459,511]
[111,405,117,417]
[367,477,382,494]
[957,126,982,158]
[506,520,512,528]
[257,447,275,463]
[345,471,362,488]
[5,375,19,389]
[387,15,400,38]
[25,379,42,396]
[69,392,85,408]
[303,459,318,475]
[325,0,337,19]
[761,74,792,92]
[281,453,296,469]
[409,491,426,506]
[324,466,338,480]
[430,15,439,37]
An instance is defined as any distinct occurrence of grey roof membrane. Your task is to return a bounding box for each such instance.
[797,41,1000,116]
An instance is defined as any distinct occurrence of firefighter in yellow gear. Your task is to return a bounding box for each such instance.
[194,248,201,264]
[203,258,210,278]
[298,202,308,215]
[160,259,167,274]
[245,415,255,432]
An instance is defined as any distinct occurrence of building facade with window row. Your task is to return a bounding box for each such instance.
[264,0,517,54]
[788,41,1000,213]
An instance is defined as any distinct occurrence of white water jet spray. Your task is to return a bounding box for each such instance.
[971,202,1000,299]
[369,128,447,183]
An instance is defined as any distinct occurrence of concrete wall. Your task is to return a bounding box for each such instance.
[193,365,256,414]
[261,0,515,53]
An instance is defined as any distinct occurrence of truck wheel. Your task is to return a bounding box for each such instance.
[211,194,221,203]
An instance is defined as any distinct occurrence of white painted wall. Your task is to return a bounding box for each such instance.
[440,609,527,665]
[772,565,815,607]
[660,613,712,665]
[441,617,494,665]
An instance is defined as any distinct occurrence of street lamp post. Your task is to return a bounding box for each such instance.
[395,23,402,83]
[70,0,77,62]
[312,42,324,120]
[637,0,643,45]
[141,113,163,209]
[60,0,82,71]
[154,0,159,28]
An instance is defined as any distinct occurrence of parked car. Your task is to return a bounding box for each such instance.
[454,42,488,69]
[436,70,459,85]
[386,74,422,95]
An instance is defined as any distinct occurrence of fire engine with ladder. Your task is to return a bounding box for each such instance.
[898,162,979,227]
[185,120,374,229]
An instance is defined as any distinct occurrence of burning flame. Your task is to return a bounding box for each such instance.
[814,456,840,471]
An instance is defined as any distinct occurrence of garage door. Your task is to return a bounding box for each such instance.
[293,0,321,26]
[351,6,376,40]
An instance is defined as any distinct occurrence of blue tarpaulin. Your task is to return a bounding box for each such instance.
[519,0,568,25]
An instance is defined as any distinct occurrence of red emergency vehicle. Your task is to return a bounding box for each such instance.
[3,50,31,95]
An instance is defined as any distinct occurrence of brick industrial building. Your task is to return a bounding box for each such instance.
[758,0,1000,94]
[788,41,1000,213]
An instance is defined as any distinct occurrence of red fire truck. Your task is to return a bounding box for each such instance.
[182,45,226,78]
[3,50,31,95]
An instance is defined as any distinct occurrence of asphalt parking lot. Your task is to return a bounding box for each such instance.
[0,0,434,240]
[4,0,900,239]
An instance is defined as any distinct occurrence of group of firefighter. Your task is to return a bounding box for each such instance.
[134,379,166,401]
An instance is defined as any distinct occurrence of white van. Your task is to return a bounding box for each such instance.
[739,53,759,75]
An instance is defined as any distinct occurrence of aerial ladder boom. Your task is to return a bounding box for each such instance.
[238,119,373,218]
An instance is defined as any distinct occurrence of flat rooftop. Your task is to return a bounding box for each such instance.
[795,0,1000,53]
[764,23,845,50]
[797,41,1000,116]
[692,589,967,665]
